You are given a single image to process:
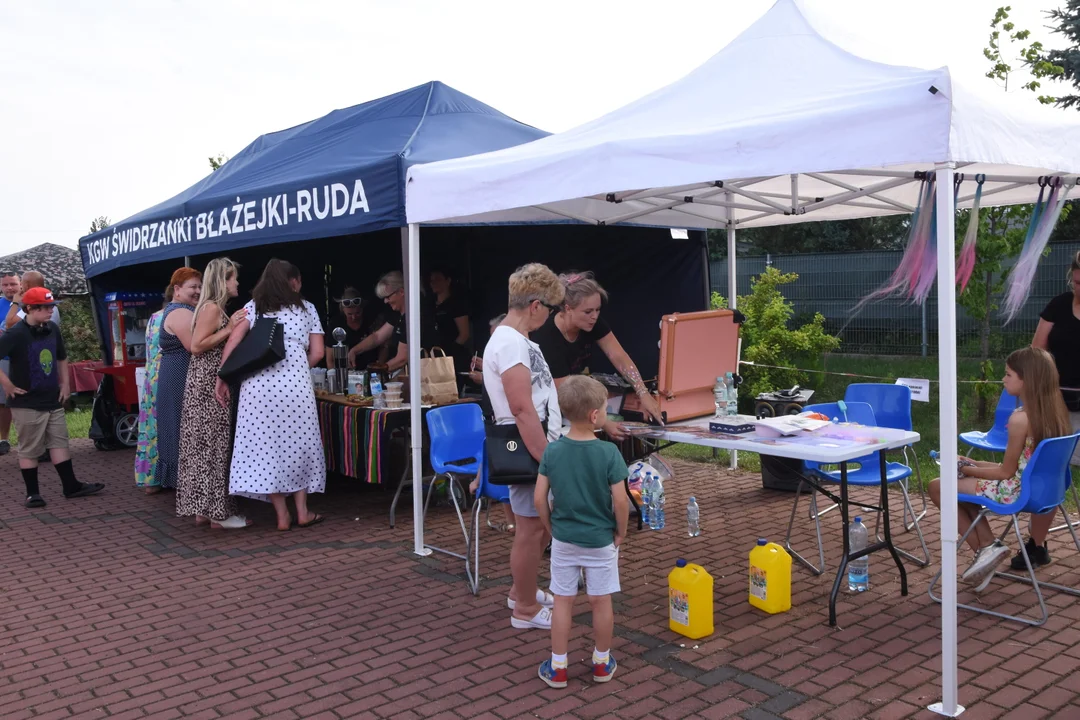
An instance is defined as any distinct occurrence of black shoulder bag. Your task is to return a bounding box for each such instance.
[218,313,286,384]
[483,383,549,485]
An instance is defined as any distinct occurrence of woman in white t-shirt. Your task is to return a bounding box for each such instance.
[483,263,565,630]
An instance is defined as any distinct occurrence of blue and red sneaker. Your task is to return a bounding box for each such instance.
[592,654,617,683]
[538,659,568,688]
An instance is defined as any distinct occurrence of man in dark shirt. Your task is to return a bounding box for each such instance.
[0,287,103,508]
[326,288,387,370]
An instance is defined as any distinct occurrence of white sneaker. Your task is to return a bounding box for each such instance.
[507,589,555,610]
[211,515,251,530]
[510,606,553,630]
[965,542,1009,587]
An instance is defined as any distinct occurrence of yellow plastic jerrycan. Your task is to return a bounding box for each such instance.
[668,559,714,639]
[748,539,791,614]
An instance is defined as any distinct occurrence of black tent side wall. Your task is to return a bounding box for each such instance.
[85,225,708,381]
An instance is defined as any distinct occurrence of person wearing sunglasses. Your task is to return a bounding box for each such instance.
[346,271,437,373]
[0,270,20,455]
[326,286,388,371]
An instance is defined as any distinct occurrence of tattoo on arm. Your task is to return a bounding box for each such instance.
[618,363,648,396]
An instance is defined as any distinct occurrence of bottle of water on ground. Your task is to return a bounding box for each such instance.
[640,472,652,525]
[848,517,869,593]
[650,475,666,530]
[713,377,726,417]
[687,497,700,537]
[725,372,738,417]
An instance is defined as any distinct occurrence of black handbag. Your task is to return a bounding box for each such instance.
[482,384,549,485]
[218,315,286,383]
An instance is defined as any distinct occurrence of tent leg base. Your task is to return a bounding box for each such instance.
[927,702,965,717]
[414,547,433,557]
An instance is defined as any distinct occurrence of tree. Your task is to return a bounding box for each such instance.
[209,153,229,171]
[984,5,1063,104]
[959,7,1067,422]
[88,216,110,233]
[1043,0,1080,109]
[708,215,910,258]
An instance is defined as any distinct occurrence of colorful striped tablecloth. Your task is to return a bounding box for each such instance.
[316,401,413,483]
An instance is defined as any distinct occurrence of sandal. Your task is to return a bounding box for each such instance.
[510,606,553,630]
[297,514,324,529]
[64,483,104,499]
[507,589,555,610]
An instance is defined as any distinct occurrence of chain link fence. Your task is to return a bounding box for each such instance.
[711,242,1080,357]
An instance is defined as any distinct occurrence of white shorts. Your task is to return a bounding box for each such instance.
[508,484,539,518]
[550,538,621,597]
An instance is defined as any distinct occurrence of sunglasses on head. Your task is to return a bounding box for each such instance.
[539,301,562,313]
[340,297,362,308]
[0,270,16,278]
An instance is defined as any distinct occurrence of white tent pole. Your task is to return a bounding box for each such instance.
[929,162,963,717]
[408,222,429,557]
[727,193,738,471]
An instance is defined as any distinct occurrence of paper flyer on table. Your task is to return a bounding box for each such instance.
[753,415,832,436]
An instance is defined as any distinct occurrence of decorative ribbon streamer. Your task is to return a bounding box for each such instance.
[955,175,984,293]
[1002,178,1073,322]
[854,176,936,310]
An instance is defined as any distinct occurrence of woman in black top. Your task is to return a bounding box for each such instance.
[429,268,471,379]
[327,286,386,370]
[531,271,664,440]
[1014,251,1080,568]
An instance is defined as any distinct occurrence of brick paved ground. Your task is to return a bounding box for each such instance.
[4,440,1080,719]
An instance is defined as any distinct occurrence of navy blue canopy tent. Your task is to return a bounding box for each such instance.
[75,80,709,559]
[79,81,551,278]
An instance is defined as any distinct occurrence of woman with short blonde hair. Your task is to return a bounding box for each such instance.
[483,263,565,630]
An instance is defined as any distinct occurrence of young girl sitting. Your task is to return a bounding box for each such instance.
[929,347,1072,591]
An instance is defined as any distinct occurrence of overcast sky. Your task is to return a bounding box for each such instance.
[0,0,1064,256]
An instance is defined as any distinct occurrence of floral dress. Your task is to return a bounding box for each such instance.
[976,437,1032,505]
[134,309,164,487]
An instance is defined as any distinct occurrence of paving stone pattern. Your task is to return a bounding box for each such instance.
[3,439,1080,719]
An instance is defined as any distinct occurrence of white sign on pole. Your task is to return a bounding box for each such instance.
[896,377,931,402]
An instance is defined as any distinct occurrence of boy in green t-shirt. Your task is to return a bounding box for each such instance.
[534,375,629,688]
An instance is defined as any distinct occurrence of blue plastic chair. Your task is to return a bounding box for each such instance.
[929,433,1080,626]
[423,404,486,577]
[959,388,1019,456]
[784,401,930,575]
[845,383,926,530]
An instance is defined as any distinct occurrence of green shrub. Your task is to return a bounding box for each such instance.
[59,296,101,362]
[724,267,841,398]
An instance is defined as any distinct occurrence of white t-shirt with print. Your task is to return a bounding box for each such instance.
[482,325,561,442]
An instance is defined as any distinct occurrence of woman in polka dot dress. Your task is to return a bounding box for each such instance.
[218,259,326,531]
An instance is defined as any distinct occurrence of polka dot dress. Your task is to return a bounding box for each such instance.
[229,300,326,501]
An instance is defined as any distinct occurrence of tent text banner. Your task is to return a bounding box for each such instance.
[83,178,374,271]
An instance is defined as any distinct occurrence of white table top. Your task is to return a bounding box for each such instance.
[636,417,920,464]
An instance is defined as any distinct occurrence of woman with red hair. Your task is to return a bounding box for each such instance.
[154,267,202,491]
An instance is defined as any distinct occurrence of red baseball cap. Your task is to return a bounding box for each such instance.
[21,287,59,307]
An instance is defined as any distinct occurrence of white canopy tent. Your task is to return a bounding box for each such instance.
[403,0,1080,715]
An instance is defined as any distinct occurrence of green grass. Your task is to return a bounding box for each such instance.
[660,354,1080,490]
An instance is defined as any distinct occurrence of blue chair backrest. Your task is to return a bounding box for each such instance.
[991,389,1021,434]
[845,383,912,432]
[426,403,485,468]
[1018,433,1080,515]
[802,401,878,470]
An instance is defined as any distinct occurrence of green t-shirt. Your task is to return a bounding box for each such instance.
[539,436,629,549]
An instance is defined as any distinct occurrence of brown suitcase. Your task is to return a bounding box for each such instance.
[624,309,740,422]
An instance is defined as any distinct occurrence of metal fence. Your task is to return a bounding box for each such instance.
[710,242,1080,357]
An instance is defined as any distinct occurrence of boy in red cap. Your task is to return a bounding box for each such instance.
[0,287,104,507]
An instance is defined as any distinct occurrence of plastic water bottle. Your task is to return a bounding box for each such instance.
[370,373,385,410]
[713,377,726,417]
[687,497,700,537]
[848,517,869,593]
[640,472,652,525]
[724,372,738,417]
[650,475,666,530]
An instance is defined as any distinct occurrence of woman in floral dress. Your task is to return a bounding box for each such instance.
[134,285,172,493]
